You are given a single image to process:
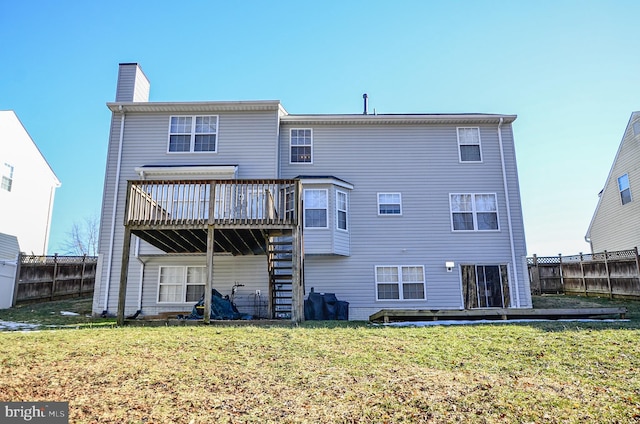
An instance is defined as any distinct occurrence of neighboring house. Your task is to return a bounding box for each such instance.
[93,63,531,323]
[586,112,640,253]
[0,111,60,256]
[0,232,19,309]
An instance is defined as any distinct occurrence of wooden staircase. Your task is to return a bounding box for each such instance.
[268,235,294,319]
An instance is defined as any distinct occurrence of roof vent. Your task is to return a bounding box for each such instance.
[363,93,368,115]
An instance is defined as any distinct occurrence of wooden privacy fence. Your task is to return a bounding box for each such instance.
[528,248,640,299]
[13,254,97,305]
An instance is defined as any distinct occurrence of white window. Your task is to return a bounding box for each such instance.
[304,189,328,228]
[336,191,348,231]
[158,266,206,303]
[450,193,499,231]
[378,193,402,215]
[168,116,218,153]
[457,127,482,162]
[1,163,13,192]
[618,174,632,205]
[375,265,425,300]
[290,129,312,163]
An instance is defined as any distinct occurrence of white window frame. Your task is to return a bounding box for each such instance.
[450,193,499,232]
[303,189,328,229]
[618,174,632,205]
[377,193,402,216]
[157,266,206,303]
[457,127,482,163]
[168,115,218,153]
[375,265,426,301]
[290,128,313,164]
[336,190,348,231]
[1,163,13,192]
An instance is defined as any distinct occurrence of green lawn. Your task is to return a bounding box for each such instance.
[0,296,639,423]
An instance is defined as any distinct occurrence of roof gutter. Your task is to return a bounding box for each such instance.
[498,117,521,308]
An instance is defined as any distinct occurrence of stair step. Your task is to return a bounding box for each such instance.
[270,241,292,246]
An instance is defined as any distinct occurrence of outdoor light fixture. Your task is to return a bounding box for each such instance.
[445,261,455,272]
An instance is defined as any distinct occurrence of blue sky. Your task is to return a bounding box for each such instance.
[1,0,639,256]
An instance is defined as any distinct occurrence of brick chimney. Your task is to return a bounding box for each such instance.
[115,63,150,102]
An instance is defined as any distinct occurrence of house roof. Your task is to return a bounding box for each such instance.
[107,101,516,125]
[281,113,517,125]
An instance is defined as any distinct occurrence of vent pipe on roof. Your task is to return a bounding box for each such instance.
[363,93,368,115]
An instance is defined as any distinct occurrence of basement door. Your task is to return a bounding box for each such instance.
[461,265,510,308]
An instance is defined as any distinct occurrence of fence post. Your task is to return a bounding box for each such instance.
[80,254,87,296]
[51,253,58,300]
[604,250,612,298]
[579,252,587,296]
[558,253,564,293]
[635,247,640,289]
[531,254,540,295]
[11,252,22,308]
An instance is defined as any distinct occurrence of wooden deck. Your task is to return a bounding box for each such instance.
[116,179,305,325]
[369,307,628,323]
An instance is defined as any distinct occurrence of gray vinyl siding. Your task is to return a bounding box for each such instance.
[94,109,280,316]
[138,255,268,318]
[280,121,530,315]
[115,64,149,102]
[588,112,640,252]
[0,233,19,260]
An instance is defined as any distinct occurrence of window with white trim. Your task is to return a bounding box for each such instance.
[304,189,328,228]
[378,193,402,215]
[290,128,312,163]
[1,163,13,192]
[618,174,632,205]
[336,190,348,231]
[457,127,482,162]
[168,116,218,153]
[158,266,206,303]
[450,193,499,231]
[375,265,425,300]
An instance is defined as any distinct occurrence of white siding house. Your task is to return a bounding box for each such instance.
[586,112,640,252]
[93,63,531,322]
[0,111,60,256]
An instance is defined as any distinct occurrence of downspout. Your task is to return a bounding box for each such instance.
[498,117,521,308]
[103,106,126,313]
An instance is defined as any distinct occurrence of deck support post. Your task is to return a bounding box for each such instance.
[117,227,132,326]
[205,226,214,324]
[290,225,303,323]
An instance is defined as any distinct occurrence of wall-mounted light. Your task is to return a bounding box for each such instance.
[445,261,455,272]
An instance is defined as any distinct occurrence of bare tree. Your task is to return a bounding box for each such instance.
[61,214,100,256]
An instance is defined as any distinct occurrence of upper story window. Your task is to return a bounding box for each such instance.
[378,193,402,215]
[450,193,499,231]
[290,129,312,163]
[168,116,218,153]
[336,190,348,231]
[618,174,632,205]
[457,127,482,162]
[375,265,426,301]
[1,163,13,192]
[633,121,640,136]
[304,189,327,228]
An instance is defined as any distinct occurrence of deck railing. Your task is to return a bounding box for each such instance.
[125,179,301,226]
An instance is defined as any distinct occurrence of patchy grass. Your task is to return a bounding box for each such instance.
[0,297,115,328]
[0,295,639,423]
